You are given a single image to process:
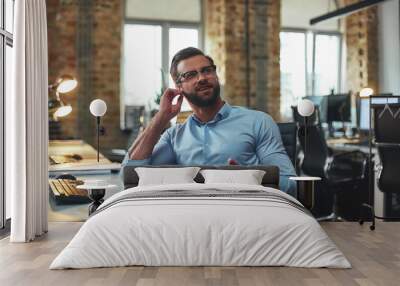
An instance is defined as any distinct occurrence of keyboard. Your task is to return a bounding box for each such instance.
[49,179,91,204]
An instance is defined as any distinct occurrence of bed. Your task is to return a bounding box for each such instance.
[50,165,350,269]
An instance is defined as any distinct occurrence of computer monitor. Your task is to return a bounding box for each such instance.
[357,94,396,133]
[358,97,370,131]
[326,93,351,123]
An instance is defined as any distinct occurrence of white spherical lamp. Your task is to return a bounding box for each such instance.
[89,99,107,117]
[297,99,315,117]
[89,99,107,163]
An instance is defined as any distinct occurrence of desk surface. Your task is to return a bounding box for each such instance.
[326,137,362,145]
[49,140,120,174]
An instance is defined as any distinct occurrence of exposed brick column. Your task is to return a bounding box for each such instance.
[345,0,379,94]
[77,0,94,144]
[47,0,79,137]
[204,0,227,87]
[204,0,281,121]
[264,0,281,121]
[91,0,126,150]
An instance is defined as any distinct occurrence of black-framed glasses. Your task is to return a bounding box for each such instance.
[177,65,217,83]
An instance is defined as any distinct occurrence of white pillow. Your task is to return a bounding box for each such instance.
[135,167,200,186]
[200,169,266,185]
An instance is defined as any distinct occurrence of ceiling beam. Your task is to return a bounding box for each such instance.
[310,0,387,25]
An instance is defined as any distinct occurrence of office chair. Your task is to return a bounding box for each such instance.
[277,122,297,168]
[360,103,400,230]
[292,106,368,221]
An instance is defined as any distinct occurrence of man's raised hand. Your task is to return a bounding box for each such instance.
[158,88,184,122]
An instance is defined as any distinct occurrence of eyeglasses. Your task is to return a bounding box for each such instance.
[177,65,217,83]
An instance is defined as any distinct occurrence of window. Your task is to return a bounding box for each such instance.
[280,30,341,120]
[122,0,202,128]
[1,0,14,230]
[313,33,341,96]
[122,24,162,108]
[280,31,306,119]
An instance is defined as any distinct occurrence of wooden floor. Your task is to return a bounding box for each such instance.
[0,222,399,286]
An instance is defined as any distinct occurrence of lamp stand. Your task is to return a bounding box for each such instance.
[304,116,307,156]
[96,116,100,162]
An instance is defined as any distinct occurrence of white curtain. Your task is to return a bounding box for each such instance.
[7,0,49,242]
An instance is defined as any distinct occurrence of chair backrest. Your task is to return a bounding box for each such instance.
[291,105,329,177]
[373,104,400,193]
[376,145,400,193]
[291,105,322,127]
[277,122,297,166]
[297,124,330,178]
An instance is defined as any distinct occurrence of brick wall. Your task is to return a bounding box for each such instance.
[47,0,128,152]
[345,0,379,94]
[204,0,281,121]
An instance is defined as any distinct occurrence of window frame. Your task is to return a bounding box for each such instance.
[280,28,342,97]
[0,0,13,231]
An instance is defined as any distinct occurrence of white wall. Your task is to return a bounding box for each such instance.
[378,0,400,94]
[126,0,201,22]
[282,0,339,31]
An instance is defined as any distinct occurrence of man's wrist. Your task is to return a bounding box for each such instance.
[154,111,171,127]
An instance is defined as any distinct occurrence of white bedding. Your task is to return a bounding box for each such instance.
[50,183,351,269]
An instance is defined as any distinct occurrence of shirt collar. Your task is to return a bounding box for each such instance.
[190,102,232,125]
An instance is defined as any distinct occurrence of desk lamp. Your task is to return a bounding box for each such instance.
[297,99,315,155]
[49,75,78,119]
[89,99,107,162]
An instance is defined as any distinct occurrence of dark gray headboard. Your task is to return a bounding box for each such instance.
[122,165,280,190]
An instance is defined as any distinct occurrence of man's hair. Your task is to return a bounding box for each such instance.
[170,47,215,83]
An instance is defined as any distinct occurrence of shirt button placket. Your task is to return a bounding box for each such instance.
[203,124,208,162]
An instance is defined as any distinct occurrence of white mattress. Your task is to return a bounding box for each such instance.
[50,183,351,269]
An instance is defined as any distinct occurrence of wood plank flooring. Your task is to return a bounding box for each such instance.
[0,222,399,286]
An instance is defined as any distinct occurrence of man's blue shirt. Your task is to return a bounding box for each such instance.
[122,103,297,195]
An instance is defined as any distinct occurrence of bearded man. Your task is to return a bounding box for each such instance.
[123,47,296,195]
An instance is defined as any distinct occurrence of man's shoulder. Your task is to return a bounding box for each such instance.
[164,120,191,136]
[230,105,274,121]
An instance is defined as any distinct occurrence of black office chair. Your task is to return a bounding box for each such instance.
[292,106,368,221]
[360,103,400,230]
[277,122,297,168]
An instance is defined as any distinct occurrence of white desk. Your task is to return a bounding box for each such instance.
[49,140,120,175]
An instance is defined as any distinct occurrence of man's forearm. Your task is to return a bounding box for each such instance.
[128,113,169,160]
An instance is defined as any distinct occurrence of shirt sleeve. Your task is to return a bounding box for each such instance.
[120,127,177,169]
[255,114,297,196]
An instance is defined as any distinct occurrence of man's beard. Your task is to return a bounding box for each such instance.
[183,82,220,107]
